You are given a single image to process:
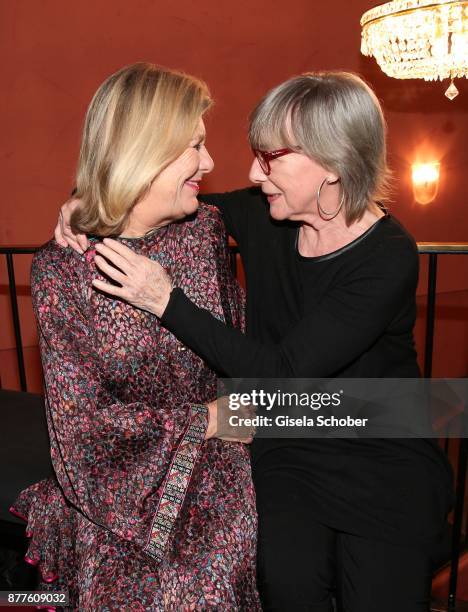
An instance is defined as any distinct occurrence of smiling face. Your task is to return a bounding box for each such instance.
[151,118,214,220]
[123,118,214,236]
[248,149,339,224]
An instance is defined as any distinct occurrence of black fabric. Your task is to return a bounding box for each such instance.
[256,473,433,612]
[162,188,453,554]
[166,190,421,379]
[0,390,52,524]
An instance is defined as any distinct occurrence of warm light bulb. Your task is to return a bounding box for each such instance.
[412,162,440,204]
[412,163,440,184]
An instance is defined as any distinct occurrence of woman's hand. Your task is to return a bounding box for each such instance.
[92,238,173,317]
[205,397,255,444]
[54,198,89,254]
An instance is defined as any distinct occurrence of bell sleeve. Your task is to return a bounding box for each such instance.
[31,244,208,562]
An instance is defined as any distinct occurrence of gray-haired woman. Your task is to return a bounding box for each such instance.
[57,72,453,612]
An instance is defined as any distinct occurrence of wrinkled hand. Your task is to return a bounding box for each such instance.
[205,397,256,444]
[92,238,173,317]
[54,198,89,254]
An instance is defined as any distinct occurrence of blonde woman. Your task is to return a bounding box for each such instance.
[11,63,260,611]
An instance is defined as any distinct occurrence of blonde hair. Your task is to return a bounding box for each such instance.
[72,62,212,236]
[249,72,391,224]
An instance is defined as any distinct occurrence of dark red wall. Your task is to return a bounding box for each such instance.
[1,0,467,389]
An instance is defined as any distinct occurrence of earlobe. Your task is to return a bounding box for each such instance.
[327,176,340,185]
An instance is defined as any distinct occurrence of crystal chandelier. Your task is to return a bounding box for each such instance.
[361,0,468,99]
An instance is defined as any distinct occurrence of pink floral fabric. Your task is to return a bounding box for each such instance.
[11,203,260,611]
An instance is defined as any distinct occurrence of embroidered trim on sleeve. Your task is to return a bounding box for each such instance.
[144,404,207,561]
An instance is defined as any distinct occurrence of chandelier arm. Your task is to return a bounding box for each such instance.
[361,0,466,27]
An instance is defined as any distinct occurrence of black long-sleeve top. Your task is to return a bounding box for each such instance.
[162,187,453,551]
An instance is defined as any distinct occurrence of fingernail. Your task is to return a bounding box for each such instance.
[24,555,39,566]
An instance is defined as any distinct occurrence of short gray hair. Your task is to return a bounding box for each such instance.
[249,72,391,223]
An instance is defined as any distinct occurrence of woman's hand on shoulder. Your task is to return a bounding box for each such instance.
[92,238,173,317]
[54,198,89,254]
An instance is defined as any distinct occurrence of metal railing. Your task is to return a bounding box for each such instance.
[417,243,468,379]
[416,243,468,612]
[0,246,37,391]
[1,242,468,611]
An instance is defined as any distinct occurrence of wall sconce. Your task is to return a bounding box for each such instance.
[411,162,440,204]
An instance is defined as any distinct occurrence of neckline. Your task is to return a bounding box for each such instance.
[88,224,170,245]
[117,224,170,242]
[295,213,390,262]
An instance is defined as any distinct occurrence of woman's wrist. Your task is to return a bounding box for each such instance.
[156,284,173,318]
[205,399,218,440]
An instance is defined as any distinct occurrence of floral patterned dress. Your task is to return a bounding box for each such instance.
[11,203,260,611]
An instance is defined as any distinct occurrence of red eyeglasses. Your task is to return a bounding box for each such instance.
[252,148,293,175]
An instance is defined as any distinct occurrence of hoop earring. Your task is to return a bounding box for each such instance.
[317,177,344,220]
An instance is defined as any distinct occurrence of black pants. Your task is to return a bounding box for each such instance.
[255,475,433,612]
